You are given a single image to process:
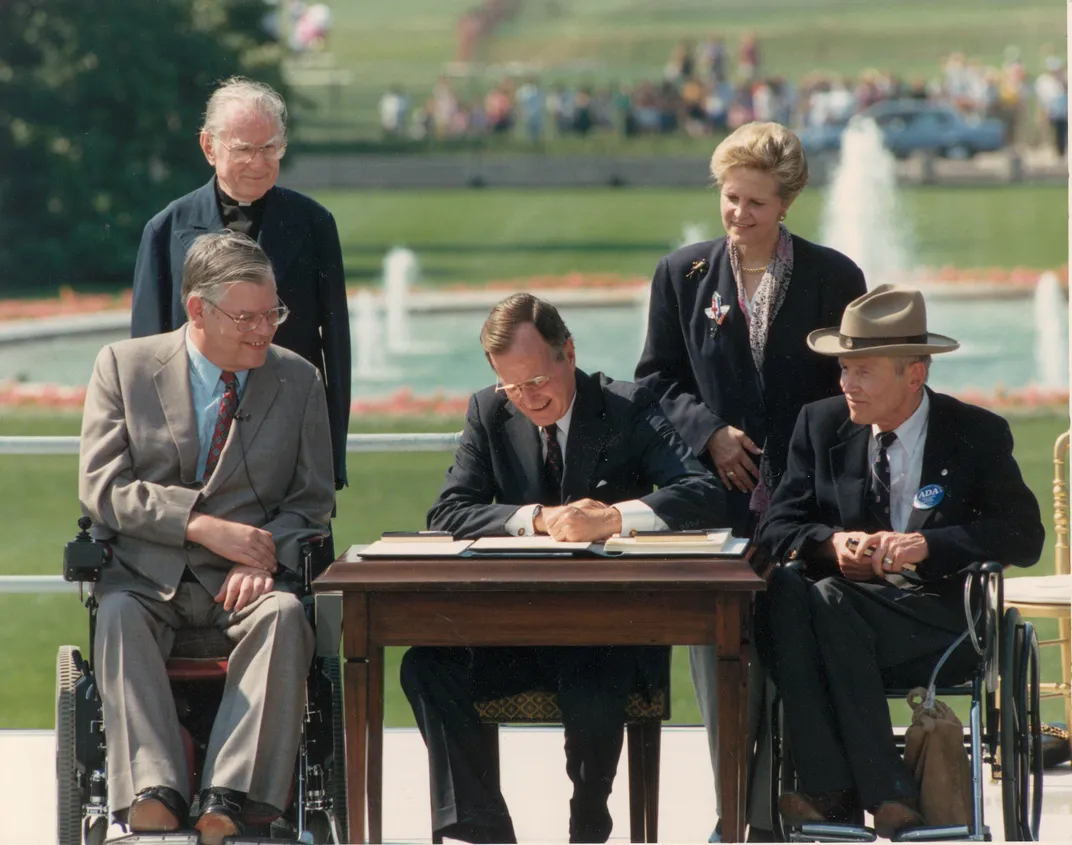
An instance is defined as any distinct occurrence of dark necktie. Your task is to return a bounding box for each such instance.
[870,430,898,529]
[203,371,239,481]
[542,422,564,506]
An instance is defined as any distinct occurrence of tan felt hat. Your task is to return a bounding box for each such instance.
[807,284,959,358]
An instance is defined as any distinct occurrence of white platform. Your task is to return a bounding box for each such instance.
[4,727,1070,843]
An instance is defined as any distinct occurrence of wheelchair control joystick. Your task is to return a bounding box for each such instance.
[63,517,111,583]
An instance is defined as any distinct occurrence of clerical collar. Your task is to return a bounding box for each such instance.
[215,181,265,209]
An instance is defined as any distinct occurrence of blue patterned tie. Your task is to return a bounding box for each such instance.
[542,423,564,506]
[870,431,898,529]
[203,371,239,481]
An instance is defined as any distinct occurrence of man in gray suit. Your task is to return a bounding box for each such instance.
[79,231,335,844]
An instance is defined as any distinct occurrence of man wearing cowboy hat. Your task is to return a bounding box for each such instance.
[754,284,1044,838]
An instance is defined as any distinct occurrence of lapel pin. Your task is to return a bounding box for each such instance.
[912,484,944,510]
[940,468,948,476]
[687,258,709,280]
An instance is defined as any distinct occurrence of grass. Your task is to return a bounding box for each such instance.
[290,0,1065,145]
[1,410,1068,730]
[310,184,1070,286]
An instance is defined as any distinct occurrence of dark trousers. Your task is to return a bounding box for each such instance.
[400,645,639,843]
[754,567,978,810]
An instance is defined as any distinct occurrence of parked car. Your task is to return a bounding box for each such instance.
[798,99,1005,159]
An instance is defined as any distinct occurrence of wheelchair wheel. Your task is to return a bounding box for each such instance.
[325,656,349,844]
[999,609,1043,841]
[56,646,84,845]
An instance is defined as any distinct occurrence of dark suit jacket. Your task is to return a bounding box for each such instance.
[130,177,351,488]
[428,369,725,538]
[635,234,865,533]
[427,369,726,696]
[759,389,1044,601]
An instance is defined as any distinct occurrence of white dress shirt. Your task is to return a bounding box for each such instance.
[868,391,929,533]
[504,392,668,537]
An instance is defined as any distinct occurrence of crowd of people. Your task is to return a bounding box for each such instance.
[377,37,1069,155]
[74,72,1054,844]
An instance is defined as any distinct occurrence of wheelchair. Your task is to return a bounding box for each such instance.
[55,518,348,845]
[769,562,1043,843]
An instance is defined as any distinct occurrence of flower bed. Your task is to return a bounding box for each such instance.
[3,265,1065,323]
[1,382,1065,417]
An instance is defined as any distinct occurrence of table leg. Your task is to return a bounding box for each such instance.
[716,593,747,843]
[344,659,368,844]
[368,646,385,844]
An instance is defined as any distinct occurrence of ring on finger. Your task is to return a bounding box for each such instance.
[882,556,894,567]
[726,470,736,478]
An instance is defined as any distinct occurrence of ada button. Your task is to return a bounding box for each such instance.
[913,484,944,510]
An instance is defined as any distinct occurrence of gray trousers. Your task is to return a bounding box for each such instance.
[688,645,775,832]
[94,583,315,814]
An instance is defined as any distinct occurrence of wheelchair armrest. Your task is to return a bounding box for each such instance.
[298,534,333,594]
[63,517,112,583]
[961,561,1004,666]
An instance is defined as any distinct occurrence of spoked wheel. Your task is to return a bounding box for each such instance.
[1000,609,1043,841]
[325,656,349,844]
[56,646,84,845]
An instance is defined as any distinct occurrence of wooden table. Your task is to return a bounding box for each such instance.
[314,548,765,843]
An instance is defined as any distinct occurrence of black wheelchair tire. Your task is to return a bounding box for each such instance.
[1000,610,1043,841]
[325,655,349,844]
[56,645,83,845]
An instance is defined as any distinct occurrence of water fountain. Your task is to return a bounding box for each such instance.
[818,117,912,286]
[350,289,399,381]
[1034,271,1069,389]
[383,246,418,354]
[679,222,712,248]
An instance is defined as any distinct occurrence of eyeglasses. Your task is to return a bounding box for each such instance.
[210,301,290,333]
[215,136,287,165]
[494,374,553,396]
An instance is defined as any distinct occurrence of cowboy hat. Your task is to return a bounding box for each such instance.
[807,284,959,358]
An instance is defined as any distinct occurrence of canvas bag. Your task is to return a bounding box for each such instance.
[902,686,973,826]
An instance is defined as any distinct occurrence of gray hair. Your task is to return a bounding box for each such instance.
[182,231,275,313]
[201,76,287,140]
[480,293,572,360]
[893,354,932,382]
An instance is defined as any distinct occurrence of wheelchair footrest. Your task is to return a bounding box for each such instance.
[791,822,877,842]
[894,825,980,842]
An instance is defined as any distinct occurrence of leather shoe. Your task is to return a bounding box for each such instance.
[195,787,244,845]
[872,799,924,839]
[128,785,187,832]
[778,790,855,826]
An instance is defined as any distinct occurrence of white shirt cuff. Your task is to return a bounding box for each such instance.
[505,504,540,536]
[611,500,668,536]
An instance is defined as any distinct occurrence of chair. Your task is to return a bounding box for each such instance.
[55,520,347,845]
[443,686,669,844]
[1004,429,1072,741]
[770,562,1044,843]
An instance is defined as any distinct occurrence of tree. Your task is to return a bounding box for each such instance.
[0,0,289,291]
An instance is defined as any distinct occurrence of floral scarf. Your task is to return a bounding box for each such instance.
[727,223,794,521]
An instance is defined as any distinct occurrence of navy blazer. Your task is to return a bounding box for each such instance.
[428,369,725,538]
[635,234,865,533]
[130,178,351,488]
[427,368,726,696]
[760,390,1044,602]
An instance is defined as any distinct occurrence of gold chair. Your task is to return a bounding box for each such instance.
[1003,429,1072,738]
[461,688,668,843]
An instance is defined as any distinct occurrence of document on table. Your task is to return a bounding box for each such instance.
[601,529,750,557]
[467,536,596,554]
[358,539,474,557]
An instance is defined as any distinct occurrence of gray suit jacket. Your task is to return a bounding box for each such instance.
[79,328,335,601]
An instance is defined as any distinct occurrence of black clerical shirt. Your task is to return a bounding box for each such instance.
[215,181,267,239]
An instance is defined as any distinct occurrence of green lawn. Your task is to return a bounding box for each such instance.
[312,184,1070,286]
[292,0,1065,145]
[1,411,1068,729]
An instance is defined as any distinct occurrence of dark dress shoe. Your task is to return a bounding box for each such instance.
[1042,722,1071,769]
[872,799,924,839]
[778,789,855,826]
[195,787,245,845]
[435,820,518,843]
[128,785,188,831]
